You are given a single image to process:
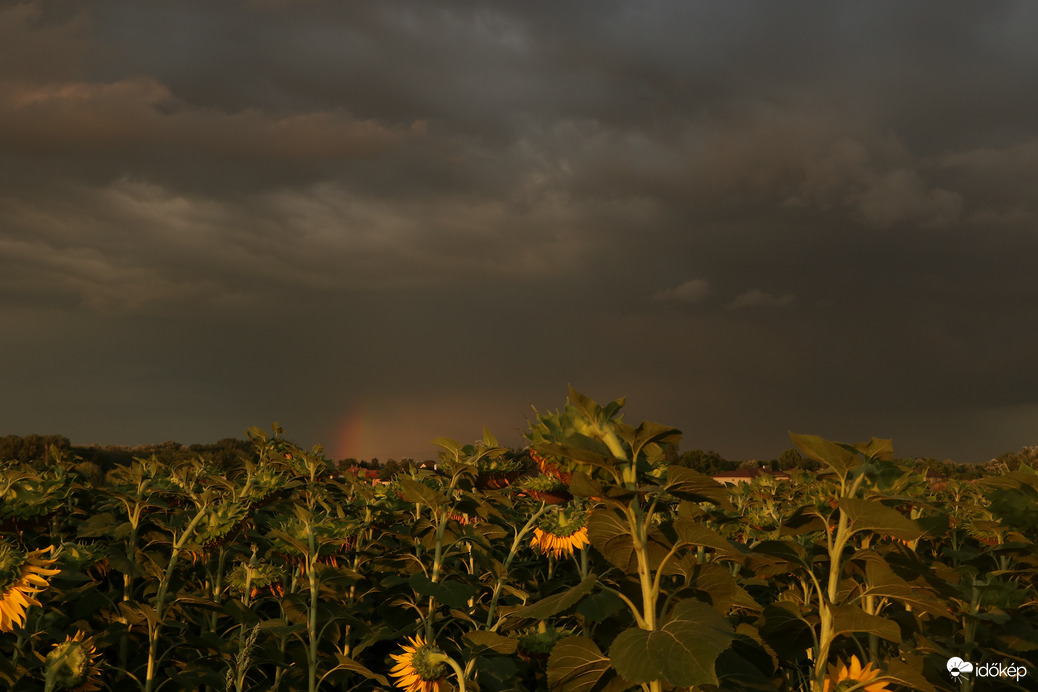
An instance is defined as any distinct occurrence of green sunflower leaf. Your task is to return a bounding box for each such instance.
[547,636,612,692]
[609,599,735,687]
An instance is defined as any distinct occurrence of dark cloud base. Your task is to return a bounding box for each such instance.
[2,2,1037,464]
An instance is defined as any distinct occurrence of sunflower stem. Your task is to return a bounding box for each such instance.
[308,518,319,692]
[144,499,210,692]
[443,656,467,692]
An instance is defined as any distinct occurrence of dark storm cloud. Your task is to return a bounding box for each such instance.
[2,1,1038,461]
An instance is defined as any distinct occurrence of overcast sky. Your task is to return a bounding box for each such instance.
[3,1,1037,463]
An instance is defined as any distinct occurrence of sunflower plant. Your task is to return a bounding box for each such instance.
[0,542,60,633]
[41,630,102,692]
[521,388,745,692]
[2,391,1035,691]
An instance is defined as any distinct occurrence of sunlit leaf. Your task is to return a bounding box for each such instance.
[397,477,447,509]
[829,604,901,643]
[332,654,389,686]
[509,575,596,620]
[838,498,925,541]
[609,599,735,687]
[464,630,518,655]
[408,573,477,610]
[547,635,612,692]
[853,437,894,461]
[789,433,859,478]
[666,466,729,505]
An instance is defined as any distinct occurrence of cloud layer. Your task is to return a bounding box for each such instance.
[3,1,1038,462]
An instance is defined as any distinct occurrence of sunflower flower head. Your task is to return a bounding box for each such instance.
[531,506,590,559]
[822,655,890,692]
[44,631,102,691]
[0,542,60,632]
[390,635,448,692]
[517,622,573,661]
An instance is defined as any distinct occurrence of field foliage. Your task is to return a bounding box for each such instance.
[1,388,1036,691]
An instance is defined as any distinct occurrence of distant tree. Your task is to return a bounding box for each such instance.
[776,448,820,471]
[189,438,254,468]
[0,434,71,463]
[73,445,135,471]
[995,445,1038,472]
[776,449,800,470]
[673,449,730,474]
[381,458,403,479]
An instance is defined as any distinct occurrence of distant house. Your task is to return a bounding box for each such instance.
[712,468,790,485]
[342,466,384,485]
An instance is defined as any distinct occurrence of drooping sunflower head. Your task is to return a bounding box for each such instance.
[518,474,572,504]
[517,623,574,661]
[192,500,250,550]
[822,655,890,692]
[44,631,102,691]
[56,542,109,579]
[390,635,447,692]
[268,513,355,574]
[226,561,285,600]
[531,505,590,559]
[0,542,60,632]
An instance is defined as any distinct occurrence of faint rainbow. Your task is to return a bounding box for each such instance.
[336,403,373,461]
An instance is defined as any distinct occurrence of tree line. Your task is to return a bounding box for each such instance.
[1,432,1030,480]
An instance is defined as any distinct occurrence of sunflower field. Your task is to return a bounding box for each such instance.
[2,388,1037,691]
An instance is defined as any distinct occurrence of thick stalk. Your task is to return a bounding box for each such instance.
[232,547,258,692]
[144,503,209,692]
[864,593,878,661]
[814,511,850,692]
[485,504,547,628]
[627,501,663,692]
[308,523,319,692]
[207,546,229,633]
[424,509,448,641]
[274,571,300,691]
[119,516,140,670]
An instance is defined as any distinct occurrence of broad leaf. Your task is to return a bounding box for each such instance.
[789,433,859,478]
[397,477,447,509]
[859,555,952,618]
[686,563,761,614]
[464,630,518,655]
[629,421,682,462]
[332,654,389,686]
[577,591,626,622]
[759,602,817,661]
[609,599,735,687]
[881,657,938,692]
[431,437,463,457]
[408,573,477,610]
[482,425,499,449]
[586,508,636,572]
[509,575,596,620]
[853,437,894,461]
[540,440,617,472]
[547,636,612,692]
[829,604,901,643]
[587,508,670,572]
[838,498,924,541]
[674,519,752,557]
[666,466,729,505]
